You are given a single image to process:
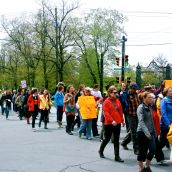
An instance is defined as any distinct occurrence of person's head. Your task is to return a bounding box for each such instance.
[164,87,172,99]
[121,83,126,91]
[21,90,24,95]
[94,84,100,91]
[6,90,11,95]
[57,82,65,87]
[129,83,138,94]
[142,92,152,105]
[84,87,92,96]
[31,88,38,95]
[67,85,75,94]
[144,84,153,93]
[43,89,48,95]
[58,85,64,92]
[107,86,118,99]
[13,90,16,94]
[79,84,85,91]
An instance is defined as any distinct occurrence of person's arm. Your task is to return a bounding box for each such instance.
[161,99,171,128]
[54,92,58,107]
[154,82,165,96]
[15,96,19,105]
[137,105,151,138]
[64,94,70,104]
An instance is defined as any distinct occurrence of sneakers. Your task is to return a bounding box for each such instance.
[157,160,168,166]
[32,128,36,132]
[87,137,92,140]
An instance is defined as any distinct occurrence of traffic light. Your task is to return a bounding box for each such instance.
[124,55,129,66]
[116,57,120,66]
[116,76,121,84]
[126,76,131,84]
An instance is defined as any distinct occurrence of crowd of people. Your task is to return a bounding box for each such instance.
[0,81,172,172]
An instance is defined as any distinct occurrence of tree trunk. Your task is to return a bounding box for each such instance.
[84,54,97,84]
[59,68,64,82]
[27,66,30,87]
[30,68,35,88]
[100,54,104,93]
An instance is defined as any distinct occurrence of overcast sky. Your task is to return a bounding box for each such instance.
[1,0,172,67]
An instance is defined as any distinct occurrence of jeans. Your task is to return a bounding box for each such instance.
[18,107,24,120]
[137,131,156,161]
[66,115,75,133]
[5,106,10,119]
[31,111,38,128]
[160,128,170,149]
[57,106,63,122]
[99,124,121,158]
[79,119,92,139]
[127,115,138,150]
[92,116,99,136]
[39,110,49,127]
[155,137,164,162]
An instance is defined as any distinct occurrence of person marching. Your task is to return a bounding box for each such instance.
[137,92,156,172]
[64,85,76,135]
[27,89,40,131]
[99,86,125,162]
[91,84,103,137]
[39,89,52,129]
[54,85,64,128]
[15,90,25,120]
[160,87,172,151]
[2,90,12,120]
[78,87,97,140]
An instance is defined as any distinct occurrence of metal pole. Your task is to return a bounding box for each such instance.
[121,36,127,82]
[55,7,59,84]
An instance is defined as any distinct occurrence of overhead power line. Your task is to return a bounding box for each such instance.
[122,10,172,15]
[127,42,172,46]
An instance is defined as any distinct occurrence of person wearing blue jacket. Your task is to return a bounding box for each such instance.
[54,85,64,127]
[160,87,172,149]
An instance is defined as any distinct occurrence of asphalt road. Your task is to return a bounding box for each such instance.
[0,107,171,172]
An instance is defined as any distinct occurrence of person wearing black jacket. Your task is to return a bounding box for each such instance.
[118,83,129,132]
[72,85,85,130]
[2,90,12,119]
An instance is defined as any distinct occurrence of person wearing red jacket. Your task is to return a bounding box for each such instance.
[99,86,125,162]
[27,89,40,131]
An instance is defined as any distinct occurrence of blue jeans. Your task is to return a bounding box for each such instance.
[5,106,10,119]
[79,119,92,139]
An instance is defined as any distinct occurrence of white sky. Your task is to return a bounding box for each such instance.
[1,0,172,67]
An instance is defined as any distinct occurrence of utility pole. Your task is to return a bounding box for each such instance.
[121,36,127,82]
[55,7,59,84]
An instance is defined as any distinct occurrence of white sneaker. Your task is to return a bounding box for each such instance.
[32,128,36,132]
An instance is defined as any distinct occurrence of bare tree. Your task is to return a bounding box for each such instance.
[1,17,40,87]
[44,0,79,82]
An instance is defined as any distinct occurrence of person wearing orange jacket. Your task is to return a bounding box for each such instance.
[27,89,40,131]
[99,86,125,162]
